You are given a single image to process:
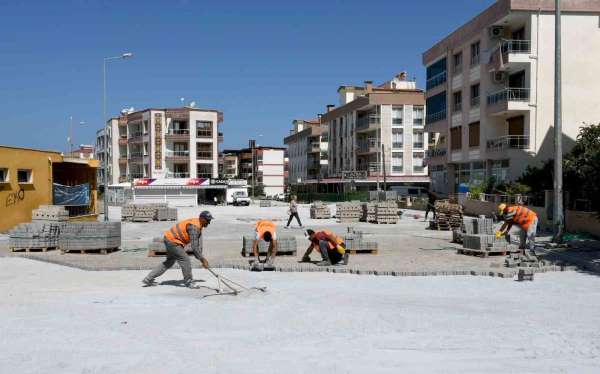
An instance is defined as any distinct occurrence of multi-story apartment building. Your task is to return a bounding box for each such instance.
[222,146,286,197]
[320,73,429,189]
[96,106,223,187]
[219,152,239,179]
[423,0,600,194]
[284,118,329,187]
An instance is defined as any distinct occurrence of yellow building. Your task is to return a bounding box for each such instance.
[0,146,99,232]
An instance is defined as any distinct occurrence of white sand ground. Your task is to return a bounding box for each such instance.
[1,258,599,374]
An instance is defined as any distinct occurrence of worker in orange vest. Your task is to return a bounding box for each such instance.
[252,219,278,271]
[496,203,538,254]
[142,211,213,287]
[301,229,349,266]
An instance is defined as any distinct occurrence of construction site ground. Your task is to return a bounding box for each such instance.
[1,203,599,276]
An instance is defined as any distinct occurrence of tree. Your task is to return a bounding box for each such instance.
[564,123,600,212]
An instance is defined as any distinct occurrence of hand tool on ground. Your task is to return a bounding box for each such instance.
[206,267,267,294]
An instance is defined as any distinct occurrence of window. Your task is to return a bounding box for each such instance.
[413,152,425,173]
[413,106,424,125]
[450,126,462,150]
[392,128,404,149]
[196,121,213,138]
[17,169,32,183]
[470,41,480,66]
[453,52,463,75]
[392,105,403,125]
[491,160,510,183]
[143,120,149,134]
[453,91,462,113]
[197,143,213,159]
[469,122,480,147]
[392,152,403,173]
[426,91,447,124]
[413,130,424,149]
[197,164,213,178]
[470,83,480,107]
[170,120,189,134]
[0,168,8,182]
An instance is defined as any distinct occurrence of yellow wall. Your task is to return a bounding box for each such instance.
[0,147,62,232]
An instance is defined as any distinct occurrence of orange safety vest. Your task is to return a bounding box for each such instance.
[255,219,276,241]
[505,205,537,231]
[164,218,203,246]
[314,229,344,250]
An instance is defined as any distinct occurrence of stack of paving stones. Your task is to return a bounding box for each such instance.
[342,228,378,254]
[361,203,376,223]
[59,222,121,253]
[505,252,546,268]
[241,236,297,256]
[121,204,135,220]
[31,205,69,224]
[259,200,272,207]
[430,200,463,230]
[336,202,362,223]
[310,202,331,219]
[156,207,177,221]
[375,201,398,224]
[122,203,169,222]
[9,223,60,251]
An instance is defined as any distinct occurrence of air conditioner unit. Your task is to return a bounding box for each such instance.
[489,25,505,39]
[491,71,507,84]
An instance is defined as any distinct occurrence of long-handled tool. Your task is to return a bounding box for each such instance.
[205,267,267,297]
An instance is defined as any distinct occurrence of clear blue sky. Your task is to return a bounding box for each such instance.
[0,0,495,151]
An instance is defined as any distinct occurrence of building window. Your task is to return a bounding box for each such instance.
[470,83,480,107]
[143,120,149,134]
[413,106,424,125]
[392,105,403,125]
[413,130,424,149]
[196,121,213,138]
[392,128,404,149]
[392,152,403,173]
[0,168,8,182]
[170,120,189,134]
[17,169,32,183]
[413,152,425,173]
[453,91,462,113]
[469,122,480,147]
[450,126,462,150]
[197,163,213,178]
[453,52,462,75]
[470,41,480,66]
[197,143,213,160]
[491,160,510,183]
[426,91,447,124]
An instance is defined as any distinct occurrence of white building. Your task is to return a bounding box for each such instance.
[284,118,329,187]
[423,0,600,194]
[222,146,286,197]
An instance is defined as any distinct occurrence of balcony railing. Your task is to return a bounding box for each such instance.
[501,39,531,54]
[392,142,403,149]
[426,108,447,124]
[487,88,530,106]
[392,118,403,125]
[165,171,190,178]
[426,71,447,90]
[471,96,480,107]
[307,142,320,152]
[166,150,190,159]
[413,142,424,149]
[486,135,530,152]
[426,147,447,158]
[413,118,424,126]
[356,114,381,129]
[413,166,425,173]
[129,152,144,158]
[129,173,145,179]
[357,138,379,153]
[128,132,143,139]
[167,129,190,135]
[196,151,212,160]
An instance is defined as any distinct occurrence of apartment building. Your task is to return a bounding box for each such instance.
[320,73,429,189]
[96,106,223,186]
[423,0,600,194]
[222,146,286,197]
[284,118,329,186]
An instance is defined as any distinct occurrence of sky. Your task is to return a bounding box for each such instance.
[0,0,495,152]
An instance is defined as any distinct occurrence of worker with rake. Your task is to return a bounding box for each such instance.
[251,219,278,271]
[302,229,349,266]
[142,211,213,287]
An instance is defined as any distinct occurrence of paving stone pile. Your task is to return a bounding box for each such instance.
[336,202,362,223]
[31,205,69,223]
[156,207,177,221]
[59,222,121,251]
[430,200,463,230]
[259,200,272,207]
[310,202,331,219]
[375,201,399,224]
[9,223,60,249]
[241,235,297,256]
[121,203,172,222]
[505,252,546,268]
[343,228,378,252]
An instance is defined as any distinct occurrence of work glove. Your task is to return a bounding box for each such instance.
[336,245,346,254]
[495,231,504,239]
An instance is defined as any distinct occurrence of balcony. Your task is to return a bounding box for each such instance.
[129,173,145,179]
[489,39,531,71]
[196,151,212,160]
[118,175,128,183]
[118,156,128,163]
[165,129,190,140]
[357,138,379,155]
[486,135,530,153]
[118,137,128,146]
[426,71,447,90]
[487,88,530,117]
[128,151,144,160]
[424,108,447,134]
[425,147,447,158]
[356,114,381,132]
[165,150,190,161]
[165,171,190,178]
[307,142,320,153]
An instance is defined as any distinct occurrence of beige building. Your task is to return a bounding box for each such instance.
[423,0,600,194]
[221,146,286,197]
[284,118,329,186]
[320,74,429,189]
[96,106,223,186]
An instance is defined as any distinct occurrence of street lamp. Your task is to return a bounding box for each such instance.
[67,116,85,154]
[103,52,133,221]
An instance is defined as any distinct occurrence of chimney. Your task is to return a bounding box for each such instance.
[364,80,373,92]
[326,104,335,112]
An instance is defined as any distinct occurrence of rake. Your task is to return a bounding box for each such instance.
[202,267,267,298]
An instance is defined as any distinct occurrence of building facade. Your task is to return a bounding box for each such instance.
[96,106,223,187]
[284,118,329,187]
[320,74,429,189]
[222,146,286,197]
[423,0,600,194]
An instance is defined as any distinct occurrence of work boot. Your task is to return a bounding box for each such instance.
[301,255,311,263]
[263,257,275,271]
[251,262,263,272]
[142,278,157,287]
[184,279,196,288]
[342,252,350,265]
[316,260,332,266]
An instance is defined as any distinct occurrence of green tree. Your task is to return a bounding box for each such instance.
[564,123,600,212]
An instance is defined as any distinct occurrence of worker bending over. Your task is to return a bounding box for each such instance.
[143,211,213,287]
[302,229,349,266]
[252,219,278,270]
[496,203,538,254]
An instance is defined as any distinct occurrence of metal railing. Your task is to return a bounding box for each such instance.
[392,141,403,149]
[487,88,530,106]
[486,135,530,152]
[166,150,189,157]
[129,152,143,158]
[501,39,531,54]
[413,117,424,125]
[166,129,190,135]
[129,173,145,179]
[196,151,212,160]
[357,138,379,152]
[426,108,447,124]
[413,142,424,149]
[165,171,190,178]
[426,71,447,90]
[356,114,381,129]
[413,166,425,173]
[470,96,480,107]
[392,118,403,125]
[128,132,143,138]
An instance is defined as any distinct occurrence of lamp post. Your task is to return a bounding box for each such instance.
[553,0,564,242]
[68,116,85,155]
[103,52,133,221]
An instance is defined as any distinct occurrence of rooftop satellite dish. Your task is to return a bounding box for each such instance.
[189,101,196,108]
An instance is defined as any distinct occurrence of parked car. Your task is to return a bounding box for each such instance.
[226,188,251,206]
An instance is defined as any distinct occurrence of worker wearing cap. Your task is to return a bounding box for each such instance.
[496,203,538,254]
[252,219,278,270]
[142,211,213,287]
[301,229,349,266]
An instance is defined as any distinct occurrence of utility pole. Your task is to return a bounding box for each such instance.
[553,0,564,243]
[249,139,256,198]
[68,115,73,154]
[376,127,380,201]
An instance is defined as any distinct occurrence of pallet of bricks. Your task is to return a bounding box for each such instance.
[31,205,69,225]
[459,216,519,257]
[241,236,297,257]
[429,200,463,230]
[336,201,362,223]
[310,202,331,219]
[59,222,121,254]
[361,202,376,223]
[343,228,378,254]
[259,199,272,207]
[9,223,60,252]
[374,201,398,224]
[148,237,194,257]
[156,206,177,221]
